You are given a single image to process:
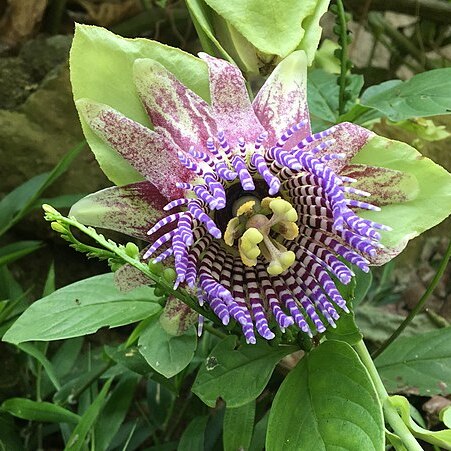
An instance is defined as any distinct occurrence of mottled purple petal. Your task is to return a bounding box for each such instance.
[199,52,264,144]
[253,51,311,146]
[306,122,375,173]
[115,246,153,291]
[340,164,419,206]
[69,182,167,240]
[77,98,192,200]
[133,58,217,153]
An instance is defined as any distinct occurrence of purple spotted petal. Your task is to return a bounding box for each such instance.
[133,58,217,154]
[69,182,167,240]
[115,245,153,291]
[253,51,311,147]
[199,52,265,144]
[305,122,375,173]
[340,164,419,206]
[77,99,192,200]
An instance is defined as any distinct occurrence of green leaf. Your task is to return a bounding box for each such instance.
[94,375,139,451]
[0,241,43,267]
[192,336,297,408]
[138,315,197,378]
[0,413,24,451]
[70,25,210,185]
[390,395,451,448]
[65,379,112,451]
[178,416,208,451]
[375,327,451,396]
[355,305,437,346]
[360,69,451,121]
[440,406,451,429]
[308,69,363,131]
[105,345,151,376]
[223,400,255,451]
[3,273,162,344]
[354,269,373,306]
[203,0,328,59]
[249,412,269,451]
[0,142,83,236]
[266,340,384,451]
[351,135,451,254]
[325,308,363,345]
[0,398,80,424]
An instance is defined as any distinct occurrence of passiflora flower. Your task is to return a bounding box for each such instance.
[70,27,451,344]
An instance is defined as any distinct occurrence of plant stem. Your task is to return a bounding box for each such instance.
[354,340,422,451]
[372,239,451,359]
[203,323,228,339]
[335,0,350,116]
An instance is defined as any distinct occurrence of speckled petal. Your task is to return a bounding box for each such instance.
[133,58,217,154]
[340,164,419,206]
[69,182,167,240]
[306,122,375,173]
[199,52,264,144]
[76,98,191,200]
[253,50,311,146]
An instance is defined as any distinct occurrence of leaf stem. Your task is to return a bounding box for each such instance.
[354,340,422,451]
[203,323,228,339]
[335,0,350,115]
[372,239,451,359]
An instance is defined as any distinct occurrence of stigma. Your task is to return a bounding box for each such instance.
[225,197,299,275]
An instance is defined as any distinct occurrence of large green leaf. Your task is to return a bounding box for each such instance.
[266,340,384,450]
[70,25,210,185]
[375,327,451,396]
[192,336,297,408]
[360,69,451,121]
[351,135,451,255]
[138,315,197,378]
[355,305,436,346]
[223,401,255,451]
[203,0,328,60]
[3,273,161,344]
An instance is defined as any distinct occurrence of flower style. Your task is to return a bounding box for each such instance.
[70,36,451,344]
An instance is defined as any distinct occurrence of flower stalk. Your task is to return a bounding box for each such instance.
[354,340,422,451]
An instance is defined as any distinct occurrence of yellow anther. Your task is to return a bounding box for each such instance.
[224,217,240,246]
[236,200,256,217]
[284,208,298,222]
[269,198,292,215]
[279,251,295,267]
[238,240,258,267]
[267,261,284,276]
[244,246,261,260]
[261,196,280,211]
[242,227,263,245]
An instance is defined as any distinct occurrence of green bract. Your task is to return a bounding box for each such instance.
[186,0,330,74]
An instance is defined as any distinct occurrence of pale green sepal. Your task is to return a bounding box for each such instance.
[296,0,331,65]
[70,24,209,185]
[203,0,324,58]
[69,182,167,241]
[351,135,451,261]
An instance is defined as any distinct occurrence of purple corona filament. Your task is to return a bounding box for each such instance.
[141,121,389,343]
